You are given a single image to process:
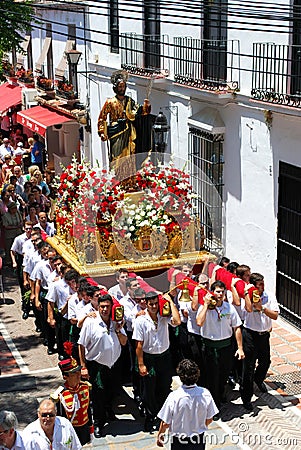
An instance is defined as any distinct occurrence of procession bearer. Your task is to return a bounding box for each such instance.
[196,280,244,413]
[133,291,181,432]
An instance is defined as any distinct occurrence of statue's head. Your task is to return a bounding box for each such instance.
[111,70,128,94]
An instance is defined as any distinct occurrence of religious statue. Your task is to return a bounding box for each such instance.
[97,70,151,179]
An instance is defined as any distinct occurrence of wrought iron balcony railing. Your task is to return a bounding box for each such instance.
[174,37,240,93]
[121,33,170,77]
[252,42,301,108]
[121,33,240,93]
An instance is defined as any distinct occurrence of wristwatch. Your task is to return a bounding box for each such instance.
[261,305,267,313]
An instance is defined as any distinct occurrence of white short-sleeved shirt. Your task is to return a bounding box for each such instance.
[132,311,173,354]
[36,222,55,237]
[108,283,126,301]
[24,251,41,276]
[128,304,145,330]
[76,302,97,322]
[47,270,60,285]
[67,293,80,320]
[22,240,34,259]
[122,298,138,332]
[244,290,279,332]
[186,303,201,335]
[227,291,246,321]
[22,416,82,450]
[46,279,71,318]
[197,301,242,340]
[158,384,218,437]
[0,430,26,450]
[11,233,28,256]
[78,316,125,368]
[30,260,52,288]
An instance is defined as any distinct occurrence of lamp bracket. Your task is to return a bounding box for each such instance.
[161,105,178,122]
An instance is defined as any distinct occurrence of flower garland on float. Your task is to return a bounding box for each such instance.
[54,156,196,252]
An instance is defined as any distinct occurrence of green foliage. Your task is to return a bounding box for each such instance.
[0,0,34,54]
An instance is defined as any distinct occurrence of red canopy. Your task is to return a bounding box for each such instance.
[0,82,22,115]
[17,105,74,137]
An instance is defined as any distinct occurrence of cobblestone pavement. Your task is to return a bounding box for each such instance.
[1,268,301,449]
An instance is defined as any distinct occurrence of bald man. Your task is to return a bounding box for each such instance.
[22,399,81,450]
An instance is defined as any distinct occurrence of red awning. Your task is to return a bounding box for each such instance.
[0,82,22,115]
[17,105,74,137]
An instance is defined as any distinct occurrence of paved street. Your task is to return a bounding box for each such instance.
[1,268,301,449]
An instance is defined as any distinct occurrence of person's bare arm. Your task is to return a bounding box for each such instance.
[47,302,56,328]
[168,295,181,326]
[115,320,127,346]
[35,279,42,309]
[233,326,245,360]
[253,301,279,320]
[192,286,201,311]
[78,344,89,379]
[157,421,169,447]
[169,268,181,296]
[136,340,148,376]
[10,250,17,269]
[196,295,211,327]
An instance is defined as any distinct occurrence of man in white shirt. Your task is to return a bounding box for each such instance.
[78,293,127,438]
[10,221,33,319]
[0,410,25,450]
[31,245,56,354]
[157,359,218,449]
[108,268,129,301]
[22,399,81,450]
[0,138,13,163]
[36,212,55,237]
[241,273,279,411]
[196,280,244,414]
[47,269,79,360]
[22,230,43,332]
[133,291,181,432]
[76,285,101,328]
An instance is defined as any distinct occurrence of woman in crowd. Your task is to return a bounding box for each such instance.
[25,203,39,226]
[31,186,51,213]
[33,170,50,196]
[1,155,15,184]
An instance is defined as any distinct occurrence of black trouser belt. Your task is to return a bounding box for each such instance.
[245,328,270,336]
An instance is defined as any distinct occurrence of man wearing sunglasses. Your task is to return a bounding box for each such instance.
[23,399,81,450]
[0,410,25,450]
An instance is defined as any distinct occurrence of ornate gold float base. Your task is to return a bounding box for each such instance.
[46,234,214,277]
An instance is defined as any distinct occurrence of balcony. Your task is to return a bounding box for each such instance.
[121,33,170,77]
[55,79,77,101]
[120,33,240,93]
[174,37,240,93]
[252,43,301,108]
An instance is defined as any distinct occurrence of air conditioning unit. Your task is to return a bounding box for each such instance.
[22,88,38,109]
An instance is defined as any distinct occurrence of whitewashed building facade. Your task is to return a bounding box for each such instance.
[13,0,301,325]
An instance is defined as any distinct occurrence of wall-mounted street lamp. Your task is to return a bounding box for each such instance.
[65,47,82,97]
[152,110,170,157]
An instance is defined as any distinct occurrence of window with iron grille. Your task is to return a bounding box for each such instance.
[110,0,119,53]
[188,127,224,253]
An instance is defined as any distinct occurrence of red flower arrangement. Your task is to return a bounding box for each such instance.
[55,156,196,259]
[54,156,91,236]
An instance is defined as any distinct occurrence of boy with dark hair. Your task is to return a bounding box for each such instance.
[157,359,218,449]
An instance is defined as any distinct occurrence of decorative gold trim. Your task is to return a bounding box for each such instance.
[46,235,215,276]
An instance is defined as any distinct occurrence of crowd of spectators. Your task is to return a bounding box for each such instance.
[0,133,55,266]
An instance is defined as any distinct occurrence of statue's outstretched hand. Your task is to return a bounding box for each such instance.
[100,133,108,141]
